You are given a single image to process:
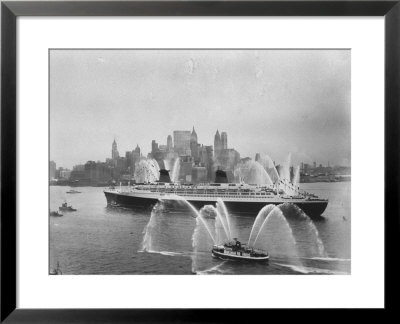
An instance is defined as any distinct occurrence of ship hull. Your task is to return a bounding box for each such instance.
[212,250,269,262]
[104,191,328,217]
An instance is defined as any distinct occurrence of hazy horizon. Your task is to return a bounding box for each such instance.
[50,49,351,170]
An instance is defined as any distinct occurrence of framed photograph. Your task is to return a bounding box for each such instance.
[1,0,399,321]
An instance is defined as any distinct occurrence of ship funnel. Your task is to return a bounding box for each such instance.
[215,170,228,183]
[159,169,171,183]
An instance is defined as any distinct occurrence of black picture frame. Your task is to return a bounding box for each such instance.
[1,0,399,322]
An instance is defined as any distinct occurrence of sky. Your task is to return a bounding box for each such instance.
[50,49,351,169]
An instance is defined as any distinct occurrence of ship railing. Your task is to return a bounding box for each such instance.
[130,188,282,199]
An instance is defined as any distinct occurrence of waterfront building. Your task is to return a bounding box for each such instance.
[159,145,168,152]
[114,157,127,179]
[130,145,141,175]
[49,160,56,180]
[213,130,239,172]
[59,169,71,179]
[192,165,207,183]
[84,161,97,182]
[221,132,228,150]
[167,135,173,151]
[173,130,191,156]
[69,164,88,184]
[84,161,113,185]
[73,164,85,171]
[150,139,165,163]
[179,155,194,182]
[151,140,159,155]
[125,151,133,168]
[55,167,67,180]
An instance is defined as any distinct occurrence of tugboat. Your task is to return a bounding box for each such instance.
[212,238,269,262]
[59,201,77,212]
[66,189,81,194]
[49,210,63,217]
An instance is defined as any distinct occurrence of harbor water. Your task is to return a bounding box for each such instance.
[50,182,351,275]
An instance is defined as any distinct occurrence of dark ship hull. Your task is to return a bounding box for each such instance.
[212,241,269,262]
[211,249,269,262]
[104,191,328,217]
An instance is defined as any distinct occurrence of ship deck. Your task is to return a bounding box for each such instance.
[104,188,326,204]
[104,182,328,217]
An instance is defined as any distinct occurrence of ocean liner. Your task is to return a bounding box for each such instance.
[104,169,328,217]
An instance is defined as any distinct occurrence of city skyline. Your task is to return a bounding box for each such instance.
[50,128,350,187]
[51,130,348,172]
[50,49,351,169]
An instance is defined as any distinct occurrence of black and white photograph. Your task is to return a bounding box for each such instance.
[49,49,351,275]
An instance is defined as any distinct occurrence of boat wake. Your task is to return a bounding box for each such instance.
[158,251,188,257]
[303,257,351,262]
[138,250,191,257]
[195,261,230,275]
[274,263,349,275]
[138,191,342,275]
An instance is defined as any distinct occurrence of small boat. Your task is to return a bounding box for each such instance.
[212,238,269,262]
[50,261,62,275]
[110,201,120,207]
[66,189,81,194]
[59,201,77,212]
[49,210,63,217]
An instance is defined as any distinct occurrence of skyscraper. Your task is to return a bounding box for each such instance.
[134,144,141,156]
[151,140,159,154]
[112,139,119,160]
[214,130,221,158]
[221,132,228,149]
[190,127,199,161]
[125,151,133,168]
[190,126,198,143]
[204,145,214,181]
[173,130,191,156]
[131,145,141,174]
[167,135,173,151]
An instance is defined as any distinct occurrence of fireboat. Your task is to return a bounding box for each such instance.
[212,238,269,262]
